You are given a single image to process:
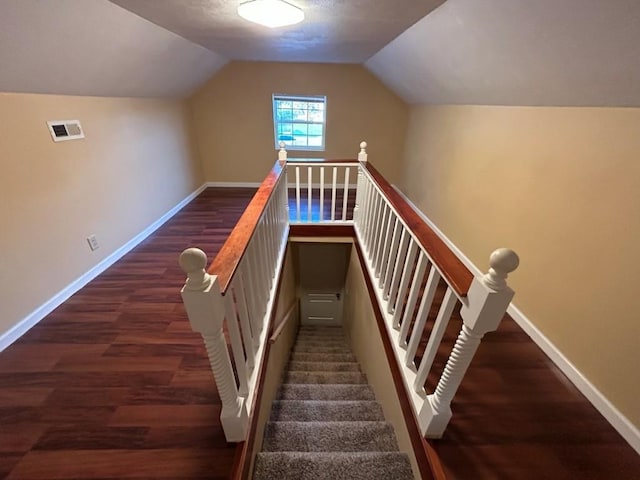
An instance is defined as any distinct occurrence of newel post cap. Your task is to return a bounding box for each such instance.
[179,247,213,291]
[278,141,287,161]
[358,141,368,162]
[483,248,519,290]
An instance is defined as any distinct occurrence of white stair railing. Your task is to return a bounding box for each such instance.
[179,161,289,441]
[286,158,360,224]
[353,158,519,438]
[179,141,518,442]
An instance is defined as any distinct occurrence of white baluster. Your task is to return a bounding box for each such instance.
[405,267,440,361]
[223,295,249,395]
[414,288,457,391]
[295,166,301,222]
[368,193,384,262]
[364,184,379,254]
[360,180,374,248]
[278,141,287,161]
[256,224,271,292]
[391,240,419,326]
[331,167,337,221]
[179,248,248,442]
[381,219,402,292]
[307,166,313,222]
[240,266,262,346]
[420,249,519,438]
[235,274,259,352]
[243,248,260,324]
[387,228,410,310]
[373,205,390,276]
[247,246,265,323]
[319,166,325,221]
[376,210,394,279]
[342,167,350,221]
[358,141,368,162]
[398,253,428,336]
[353,168,364,224]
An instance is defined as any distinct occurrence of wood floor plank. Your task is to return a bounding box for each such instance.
[44,387,131,406]
[52,355,183,372]
[0,388,53,406]
[33,426,149,450]
[0,424,47,452]
[7,448,236,479]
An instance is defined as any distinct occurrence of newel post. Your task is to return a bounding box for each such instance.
[278,141,288,161]
[179,248,248,442]
[353,141,367,223]
[420,248,519,438]
[358,141,368,162]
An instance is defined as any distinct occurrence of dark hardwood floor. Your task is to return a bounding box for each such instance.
[1,187,638,479]
[0,188,255,479]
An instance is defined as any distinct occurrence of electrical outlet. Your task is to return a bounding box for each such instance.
[87,234,99,251]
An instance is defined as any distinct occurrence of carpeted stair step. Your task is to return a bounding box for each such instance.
[283,371,367,385]
[262,421,400,452]
[290,352,356,362]
[253,452,414,480]
[254,325,414,480]
[293,345,353,353]
[294,339,349,346]
[296,334,347,341]
[298,326,345,331]
[294,343,350,350]
[270,400,384,422]
[287,361,361,372]
[276,384,376,401]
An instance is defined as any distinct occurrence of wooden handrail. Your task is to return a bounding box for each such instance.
[208,160,285,294]
[269,301,297,344]
[361,162,474,297]
[286,158,359,163]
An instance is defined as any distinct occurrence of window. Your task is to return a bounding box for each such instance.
[272,94,326,151]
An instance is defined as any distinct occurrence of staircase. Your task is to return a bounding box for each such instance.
[254,325,414,480]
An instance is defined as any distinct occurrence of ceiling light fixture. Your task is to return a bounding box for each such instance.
[237,0,304,28]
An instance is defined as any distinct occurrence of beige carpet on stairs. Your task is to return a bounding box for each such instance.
[253,325,414,480]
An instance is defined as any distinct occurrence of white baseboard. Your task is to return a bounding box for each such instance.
[393,185,640,455]
[0,183,208,352]
[206,181,261,188]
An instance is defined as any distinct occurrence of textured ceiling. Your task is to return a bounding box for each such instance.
[0,0,227,97]
[109,0,444,63]
[367,0,640,106]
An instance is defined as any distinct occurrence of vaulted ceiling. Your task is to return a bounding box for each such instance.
[110,0,442,64]
[1,0,640,105]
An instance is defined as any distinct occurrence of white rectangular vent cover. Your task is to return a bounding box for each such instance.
[47,120,84,142]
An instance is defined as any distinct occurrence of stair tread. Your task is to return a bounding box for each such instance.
[263,421,399,452]
[277,384,376,401]
[254,452,414,480]
[290,352,356,362]
[293,346,353,353]
[284,371,368,385]
[254,327,411,480]
[287,361,361,372]
[270,400,384,422]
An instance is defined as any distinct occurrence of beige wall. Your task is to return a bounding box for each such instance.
[188,61,408,184]
[400,105,640,427]
[0,92,203,339]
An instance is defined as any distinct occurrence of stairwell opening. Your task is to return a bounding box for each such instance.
[245,238,426,480]
[292,241,350,326]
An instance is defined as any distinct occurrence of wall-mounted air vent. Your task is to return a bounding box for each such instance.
[47,120,84,142]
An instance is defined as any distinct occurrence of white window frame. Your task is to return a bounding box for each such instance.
[272,94,326,151]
